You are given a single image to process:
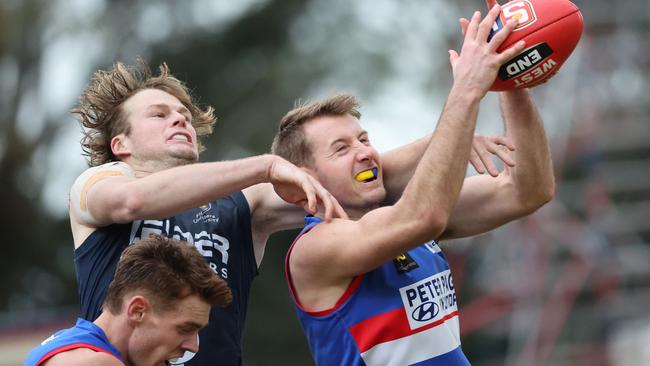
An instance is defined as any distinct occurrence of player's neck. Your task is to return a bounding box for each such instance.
[319,205,374,221]
[123,157,191,177]
[347,208,368,220]
[94,312,130,360]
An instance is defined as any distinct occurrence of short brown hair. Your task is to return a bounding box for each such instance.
[103,235,232,314]
[271,94,361,167]
[73,59,216,167]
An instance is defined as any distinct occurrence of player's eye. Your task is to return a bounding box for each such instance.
[177,326,195,335]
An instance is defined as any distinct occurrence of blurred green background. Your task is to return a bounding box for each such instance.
[1,0,649,365]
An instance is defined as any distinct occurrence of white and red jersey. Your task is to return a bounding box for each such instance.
[286,216,470,366]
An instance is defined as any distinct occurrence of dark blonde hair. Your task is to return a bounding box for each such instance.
[271,94,361,167]
[73,59,216,166]
[103,235,232,314]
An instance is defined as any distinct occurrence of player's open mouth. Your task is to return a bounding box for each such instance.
[168,132,192,144]
[355,168,378,183]
[166,356,181,365]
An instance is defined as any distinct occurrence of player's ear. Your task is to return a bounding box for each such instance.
[111,134,131,159]
[126,295,150,325]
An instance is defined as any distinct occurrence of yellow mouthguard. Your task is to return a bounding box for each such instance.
[355,169,376,182]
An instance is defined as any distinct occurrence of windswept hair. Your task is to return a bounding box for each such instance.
[103,235,232,314]
[73,59,216,166]
[271,94,361,167]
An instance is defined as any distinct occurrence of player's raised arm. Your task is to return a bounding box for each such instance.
[437,0,557,240]
[287,6,525,284]
[379,133,515,204]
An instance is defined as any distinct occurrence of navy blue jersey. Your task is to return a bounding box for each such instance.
[24,318,123,366]
[75,192,256,366]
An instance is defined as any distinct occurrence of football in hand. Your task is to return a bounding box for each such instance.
[489,0,583,91]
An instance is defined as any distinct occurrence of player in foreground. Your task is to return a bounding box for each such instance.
[24,235,232,366]
[273,5,555,365]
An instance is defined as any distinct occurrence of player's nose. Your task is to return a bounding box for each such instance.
[171,110,189,127]
[354,143,374,163]
[182,335,199,353]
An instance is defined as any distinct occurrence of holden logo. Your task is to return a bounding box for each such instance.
[411,301,439,322]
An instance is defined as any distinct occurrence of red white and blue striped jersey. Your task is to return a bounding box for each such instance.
[23,318,124,366]
[286,216,470,366]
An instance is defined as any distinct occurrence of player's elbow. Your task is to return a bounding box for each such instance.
[396,196,450,240]
[111,189,146,223]
[412,210,448,242]
[539,180,556,205]
[518,180,555,215]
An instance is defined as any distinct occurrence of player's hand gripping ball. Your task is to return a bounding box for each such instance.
[489,0,583,91]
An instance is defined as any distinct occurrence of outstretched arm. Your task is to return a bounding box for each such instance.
[499,89,554,205]
[440,88,554,240]
[436,4,554,240]
[70,154,345,246]
[380,134,430,203]
[291,6,525,287]
[381,133,515,203]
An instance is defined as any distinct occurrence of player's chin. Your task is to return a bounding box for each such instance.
[169,150,199,164]
[356,178,384,192]
[358,186,386,204]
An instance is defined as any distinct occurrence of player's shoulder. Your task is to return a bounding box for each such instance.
[43,348,123,366]
[69,160,136,229]
[70,161,135,202]
[293,217,348,249]
[73,161,135,185]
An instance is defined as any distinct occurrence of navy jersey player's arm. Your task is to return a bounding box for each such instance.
[289,8,525,311]
[70,155,345,248]
[440,88,554,240]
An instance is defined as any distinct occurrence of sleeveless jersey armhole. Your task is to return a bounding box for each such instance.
[231,191,257,276]
[285,223,365,317]
[37,343,124,366]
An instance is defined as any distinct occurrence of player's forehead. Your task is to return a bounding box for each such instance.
[304,114,365,150]
[164,294,211,326]
[123,88,186,115]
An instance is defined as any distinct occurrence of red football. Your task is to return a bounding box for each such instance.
[489,0,583,91]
